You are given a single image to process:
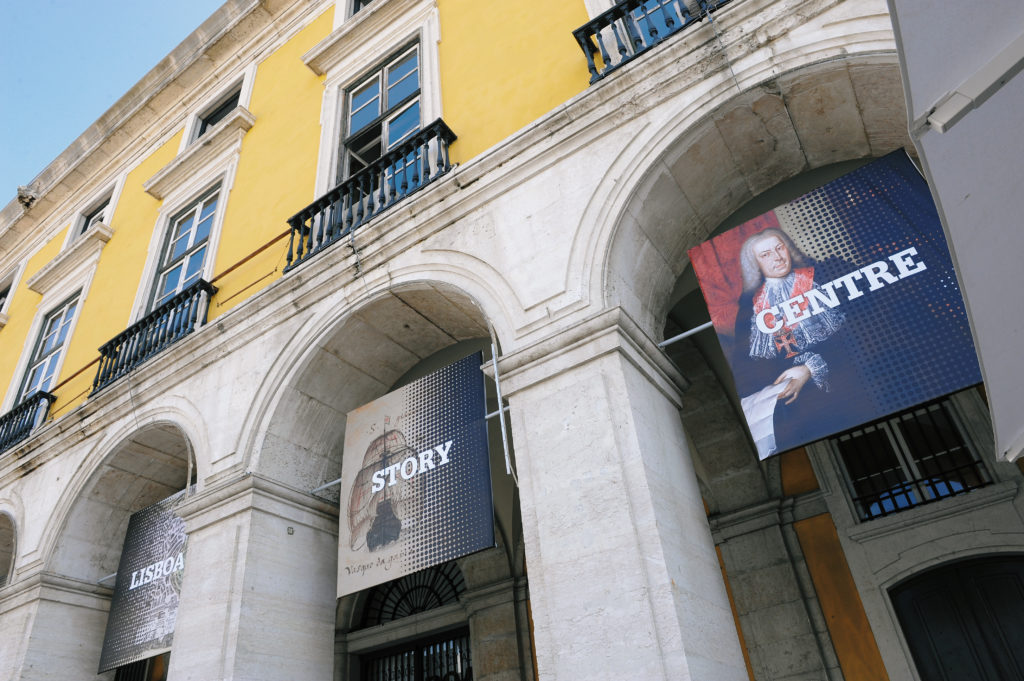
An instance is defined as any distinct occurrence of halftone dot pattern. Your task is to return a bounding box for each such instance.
[98,493,187,673]
[814,154,981,413]
[338,352,493,596]
[398,352,493,574]
[718,152,981,450]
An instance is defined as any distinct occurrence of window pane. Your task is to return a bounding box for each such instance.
[350,79,381,134]
[194,207,215,244]
[159,266,182,301]
[386,51,419,105]
[387,102,420,149]
[184,247,206,283]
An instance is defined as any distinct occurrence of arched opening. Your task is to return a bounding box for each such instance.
[40,422,195,680]
[890,555,1024,680]
[0,512,14,587]
[598,56,915,679]
[260,282,531,681]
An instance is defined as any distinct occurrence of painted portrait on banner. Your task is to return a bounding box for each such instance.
[688,152,982,459]
[337,352,493,598]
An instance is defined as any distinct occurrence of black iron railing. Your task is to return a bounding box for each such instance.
[573,0,732,83]
[284,118,457,271]
[0,391,56,454]
[833,397,991,521]
[92,280,216,394]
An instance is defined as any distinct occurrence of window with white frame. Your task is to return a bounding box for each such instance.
[341,44,421,180]
[78,196,111,237]
[831,397,991,521]
[17,294,79,403]
[194,87,241,143]
[150,187,219,310]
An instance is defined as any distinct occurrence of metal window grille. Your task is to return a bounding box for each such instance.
[832,396,990,521]
[362,630,472,681]
[360,561,466,628]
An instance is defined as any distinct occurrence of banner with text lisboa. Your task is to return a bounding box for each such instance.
[98,491,187,672]
[337,352,493,597]
[688,152,981,460]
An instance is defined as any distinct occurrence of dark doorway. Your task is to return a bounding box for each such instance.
[891,555,1024,680]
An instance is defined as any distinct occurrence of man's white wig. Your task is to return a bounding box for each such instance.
[738,228,812,294]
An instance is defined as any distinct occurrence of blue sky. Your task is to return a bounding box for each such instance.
[0,0,225,202]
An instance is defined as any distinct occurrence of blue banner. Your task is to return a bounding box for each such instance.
[689,152,981,459]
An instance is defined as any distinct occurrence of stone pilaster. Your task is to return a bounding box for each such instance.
[169,473,338,681]
[498,309,747,681]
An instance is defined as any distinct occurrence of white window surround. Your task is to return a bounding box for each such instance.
[2,264,91,412]
[0,264,24,329]
[178,63,257,153]
[62,175,126,250]
[131,150,239,325]
[304,0,442,196]
[145,105,255,201]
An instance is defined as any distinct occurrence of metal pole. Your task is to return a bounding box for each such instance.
[658,320,714,348]
[310,477,342,494]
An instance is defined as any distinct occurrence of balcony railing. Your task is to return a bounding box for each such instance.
[0,391,56,454]
[284,118,457,271]
[573,0,732,83]
[92,280,216,394]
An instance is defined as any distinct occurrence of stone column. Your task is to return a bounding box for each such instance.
[1,574,114,681]
[498,309,747,681]
[168,474,338,681]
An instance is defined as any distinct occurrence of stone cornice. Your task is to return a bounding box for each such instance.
[303,0,433,76]
[176,471,338,535]
[25,223,113,294]
[143,106,255,200]
[494,306,689,403]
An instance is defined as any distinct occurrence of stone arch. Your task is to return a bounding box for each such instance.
[0,511,14,587]
[598,54,911,338]
[251,279,499,493]
[253,279,530,681]
[47,419,197,584]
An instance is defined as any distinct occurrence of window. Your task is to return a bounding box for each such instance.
[352,0,374,14]
[18,294,79,403]
[151,187,219,310]
[832,397,990,521]
[79,197,110,236]
[342,45,421,179]
[195,88,241,141]
[0,284,9,311]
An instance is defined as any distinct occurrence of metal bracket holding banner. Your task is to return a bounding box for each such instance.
[658,320,714,348]
[485,336,518,486]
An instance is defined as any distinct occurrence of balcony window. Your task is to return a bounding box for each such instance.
[343,45,420,178]
[151,187,218,310]
[18,294,79,403]
[832,398,990,521]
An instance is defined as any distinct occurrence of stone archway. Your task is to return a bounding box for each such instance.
[603,56,911,337]
[255,280,531,681]
[16,422,195,681]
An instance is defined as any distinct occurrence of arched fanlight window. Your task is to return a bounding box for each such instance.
[360,560,465,628]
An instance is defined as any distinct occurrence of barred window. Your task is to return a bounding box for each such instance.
[832,397,990,521]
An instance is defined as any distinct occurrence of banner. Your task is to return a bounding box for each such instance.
[98,491,187,672]
[688,152,981,460]
[338,352,493,597]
